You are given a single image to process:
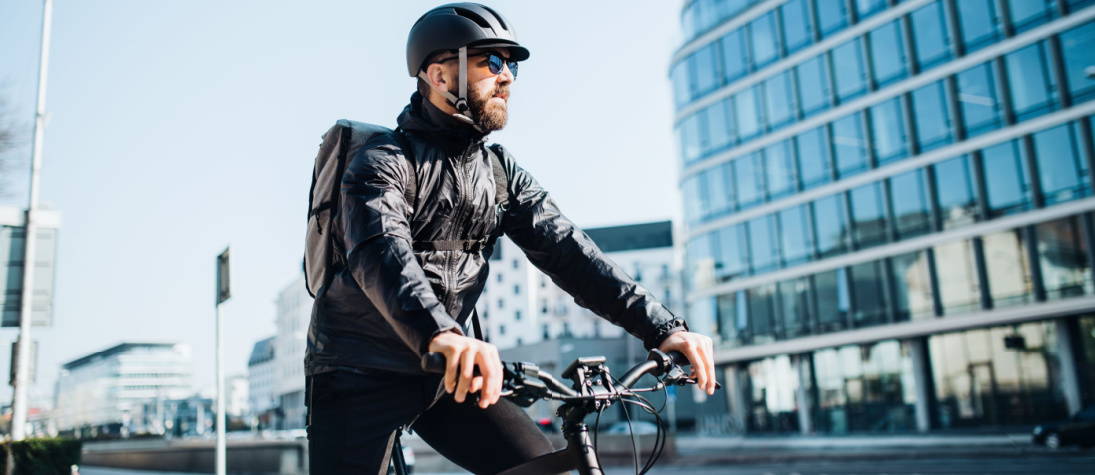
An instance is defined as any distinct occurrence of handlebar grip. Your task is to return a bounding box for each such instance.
[421,352,446,374]
[668,351,690,367]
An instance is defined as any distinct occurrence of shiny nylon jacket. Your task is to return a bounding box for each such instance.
[306,93,687,376]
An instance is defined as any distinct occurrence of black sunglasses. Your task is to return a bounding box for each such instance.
[436,52,519,79]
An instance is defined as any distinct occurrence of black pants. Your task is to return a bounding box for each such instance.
[305,369,555,474]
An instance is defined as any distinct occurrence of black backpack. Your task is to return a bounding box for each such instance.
[304,119,509,300]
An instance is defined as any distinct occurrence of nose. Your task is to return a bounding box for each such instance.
[497,62,515,83]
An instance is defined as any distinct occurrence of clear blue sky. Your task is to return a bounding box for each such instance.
[0,0,683,404]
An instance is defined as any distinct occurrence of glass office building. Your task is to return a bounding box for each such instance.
[672,0,1095,433]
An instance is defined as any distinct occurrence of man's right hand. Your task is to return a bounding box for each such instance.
[428,331,503,409]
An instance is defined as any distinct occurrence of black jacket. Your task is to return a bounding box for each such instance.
[305,93,687,376]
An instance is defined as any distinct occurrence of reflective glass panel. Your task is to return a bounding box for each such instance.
[910,0,953,70]
[797,126,832,188]
[686,234,717,290]
[749,285,778,343]
[1037,217,1094,299]
[704,99,735,152]
[717,290,748,346]
[1004,42,1058,121]
[781,0,814,54]
[934,155,979,229]
[815,0,850,37]
[856,0,888,19]
[869,97,909,164]
[850,182,888,247]
[780,204,814,265]
[716,222,750,282]
[956,0,1001,52]
[890,251,935,320]
[981,140,1031,216]
[832,113,868,177]
[735,86,763,141]
[911,80,953,152]
[832,38,868,103]
[671,61,690,106]
[765,71,796,130]
[850,260,889,327]
[682,175,704,224]
[750,11,780,69]
[721,29,750,83]
[813,194,849,257]
[749,214,780,273]
[692,42,722,96]
[779,277,814,337]
[982,230,1035,307]
[702,163,734,218]
[868,20,909,87]
[745,356,800,431]
[889,169,932,238]
[734,152,765,209]
[678,114,703,164]
[933,240,982,314]
[764,140,796,199]
[814,268,851,331]
[1060,22,1095,103]
[1007,0,1056,33]
[796,55,832,117]
[1032,123,1090,204]
[957,63,1003,137]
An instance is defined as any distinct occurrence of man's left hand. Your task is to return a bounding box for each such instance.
[658,331,717,395]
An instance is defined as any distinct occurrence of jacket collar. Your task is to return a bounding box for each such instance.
[397,92,488,155]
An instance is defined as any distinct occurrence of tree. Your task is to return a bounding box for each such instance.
[0,95,23,196]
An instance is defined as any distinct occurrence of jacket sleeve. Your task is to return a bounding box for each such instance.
[338,142,462,354]
[497,147,688,349]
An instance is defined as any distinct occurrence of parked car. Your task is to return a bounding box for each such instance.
[1032,405,1095,449]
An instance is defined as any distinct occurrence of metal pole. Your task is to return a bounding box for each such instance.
[215,302,226,474]
[11,0,53,442]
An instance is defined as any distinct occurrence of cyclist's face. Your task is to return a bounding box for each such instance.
[429,48,515,131]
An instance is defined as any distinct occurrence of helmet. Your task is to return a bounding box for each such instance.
[406,3,530,77]
[406,3,530,128]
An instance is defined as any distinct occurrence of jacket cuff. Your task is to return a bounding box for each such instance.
[644,317,690,350]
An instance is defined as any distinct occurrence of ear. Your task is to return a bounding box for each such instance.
[426,62,450,91]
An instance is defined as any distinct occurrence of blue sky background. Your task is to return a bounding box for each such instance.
[0,0,682,404]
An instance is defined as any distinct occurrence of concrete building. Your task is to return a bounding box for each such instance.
[476,220,683,350]
[247,336,277,426]
[274,274,310,429]
[226,373,249,418]
[672,0,1095,434]
[53,342,192,437]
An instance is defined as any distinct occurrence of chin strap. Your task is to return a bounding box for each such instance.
[417,46,484,133]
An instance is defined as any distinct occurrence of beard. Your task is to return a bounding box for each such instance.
[468,84,509,132]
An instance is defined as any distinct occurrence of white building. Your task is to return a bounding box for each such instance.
[274,274,310,429]
[247,336,277,420]
[476,220,682,350]
[53,342,192,437]
[226,374,249,418]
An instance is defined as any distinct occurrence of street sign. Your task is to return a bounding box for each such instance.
[216,248,230,305]
[0,225,57,327]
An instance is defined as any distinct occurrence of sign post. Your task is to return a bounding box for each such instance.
[215,248,231,475]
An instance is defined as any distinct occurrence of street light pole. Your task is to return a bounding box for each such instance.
[215,249,231,475]
[11,0,53,441]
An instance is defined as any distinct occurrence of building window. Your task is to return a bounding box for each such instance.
[849,182,888,248]
[1004,41,1058,121]
[686,234,716,290]
[815,0,850,38]
[749,11,781,69]
[515,310,522,321]
[704,99,735,152]
[796,126,832,189]
[748,215,780,274]
[691,42,722,97]
[717,290,749,346]
[721,28,750,83]
[764,71,796,130]
[496,273,504,283]
[868,20,909,88]
[513,284,520,295]
[779,204,814,265]
[748,285,778,343]
[1037,216,1094,299]
[982,229,1035,307]
[849,260,888,327]
[716,223,750,282]
[889,169,932,239]
[812,341,916,433]
[980,139,1031,216]
[704,163,735,219]
[734,86,764,141]
[956,62,1003,137]
[497,299,504,309]
[1031,122,1090,205]
[1006,0,1057,33]
[933,240,981,314]
[764,140,796,200]
[511,259,519,269]
[868,97,909,164]
[677,114,704,164]
[814,268,851,331]
[671,61,690,107]
[780,0,814,54]
[1059,22,1095,103]
[813,194,850,257]
[831,38,868,103]
[910,0,953,71]
[796,55,832,117]
[889,250,935,321]
[831,112,868,177]
[910,80,953,152]
[933,155,979,229]
[956,0,1002,52]
[734,152,765,209]
[498,324,505,336]
[777,277,814,338]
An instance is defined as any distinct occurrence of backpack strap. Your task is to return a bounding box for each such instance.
[487,143,509,214]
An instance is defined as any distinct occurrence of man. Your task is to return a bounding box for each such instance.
[305,3,716,473]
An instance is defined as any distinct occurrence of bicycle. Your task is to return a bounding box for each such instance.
[389,349,719,475]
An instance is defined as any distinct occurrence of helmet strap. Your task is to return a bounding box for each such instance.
[418,46,484,133]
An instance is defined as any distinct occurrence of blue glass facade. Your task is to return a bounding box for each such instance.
[673,0,1095,434]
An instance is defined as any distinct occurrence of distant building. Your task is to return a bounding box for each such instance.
[274,274,309,429]
[0,205,61,327]
[247,336,277,427]
[53,342,192,438]
[226,374,249,418]
[476,220,682,350]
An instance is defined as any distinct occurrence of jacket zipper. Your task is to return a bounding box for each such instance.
[444,145,477,316]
